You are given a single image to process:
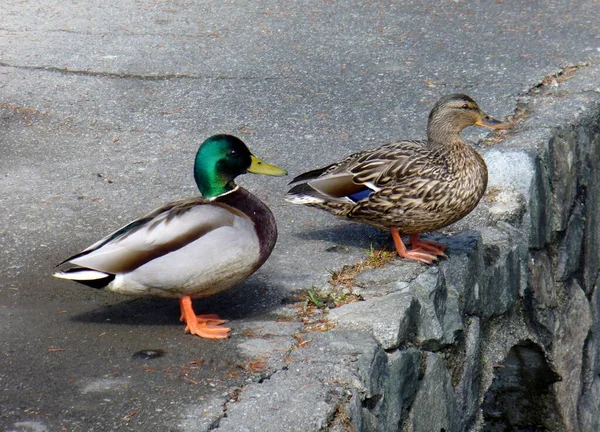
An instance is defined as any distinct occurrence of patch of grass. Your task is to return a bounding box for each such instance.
[330,291,363,308]
[329,245,396,289]
[311,245,396,309]
[293,246,397,334]
[305,285,326,308]
[302,284,363,309]
[365,245,396,268]
[328,264,358,288]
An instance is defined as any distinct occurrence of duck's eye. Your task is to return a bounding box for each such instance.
[228,149,238,157]
[461,103,470,109]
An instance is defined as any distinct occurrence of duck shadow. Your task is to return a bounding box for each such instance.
[71,279,288,326]
[71,229,480,327]
[293,222,391,250]
[293,222,481,257]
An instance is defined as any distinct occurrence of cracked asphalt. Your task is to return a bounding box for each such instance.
[1,1,599,431]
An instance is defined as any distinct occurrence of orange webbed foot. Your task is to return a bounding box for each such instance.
[391,227,440,265]
[398,248,439,265]
[409,234,448,258]
[179,296,231,339]
[184,321,231,339]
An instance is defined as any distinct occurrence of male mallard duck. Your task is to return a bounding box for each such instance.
[54,134,287,339]
[287,94,508,264]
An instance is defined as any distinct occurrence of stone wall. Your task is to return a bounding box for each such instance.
[308,91,600,431]
[525,97,600,432]
[325,89,600,431]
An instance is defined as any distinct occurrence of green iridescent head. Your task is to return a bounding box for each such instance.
[194,134,287,198]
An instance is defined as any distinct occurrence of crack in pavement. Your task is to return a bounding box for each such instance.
[522,62,591,97]
[0,61,284,81]
[0,27,226,39]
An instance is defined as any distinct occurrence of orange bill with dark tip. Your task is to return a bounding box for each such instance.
[475,116,510,130]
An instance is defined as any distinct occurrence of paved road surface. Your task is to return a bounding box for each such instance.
[1,1,599,430]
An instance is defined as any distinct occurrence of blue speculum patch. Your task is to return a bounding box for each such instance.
[347,188,373,202]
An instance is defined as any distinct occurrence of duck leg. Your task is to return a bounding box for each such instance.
[408,234,448,257]
[390,227,438,264]
[178,296,231,339]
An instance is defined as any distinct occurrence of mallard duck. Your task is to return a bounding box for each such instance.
[54,134,287,339]
[287,94,508,264]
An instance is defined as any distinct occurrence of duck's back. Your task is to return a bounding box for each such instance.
[287,139,488,234]
[348,140,488,232]
[109,188,278,298]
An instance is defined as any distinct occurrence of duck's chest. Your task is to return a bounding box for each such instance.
[444,153,488,205]
[409,151,488,228]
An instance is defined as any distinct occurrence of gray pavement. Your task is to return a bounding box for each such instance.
[1,1,599,431]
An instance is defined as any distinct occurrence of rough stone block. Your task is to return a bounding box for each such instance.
[216,366,341,432]
[578,378,600,432]
[410,267,465,349]
[487,185,527,225]
[552,280,592,432]
[288,331,387,401]
[379,349,422,432]
[439,231,483,316]
[550,130,579,232]
[484,149,535,198]
[583,133,600,291]
[557,199,585,281]
[354,260,424,299]
[480,244,522,318]
[529,152,553,249]
[328,292,420,350]
[404,352,457,432]
[455,317,482,431]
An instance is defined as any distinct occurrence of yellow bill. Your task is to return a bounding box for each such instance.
[248,155,288,176]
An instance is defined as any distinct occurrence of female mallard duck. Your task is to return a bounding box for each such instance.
[287,94,508,264]
[54,134,287,339]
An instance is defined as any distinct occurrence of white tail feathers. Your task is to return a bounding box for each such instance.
[285,195,325,205]
[53,269,111,281]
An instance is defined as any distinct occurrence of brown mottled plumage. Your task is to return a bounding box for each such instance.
[287,94,508,264]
